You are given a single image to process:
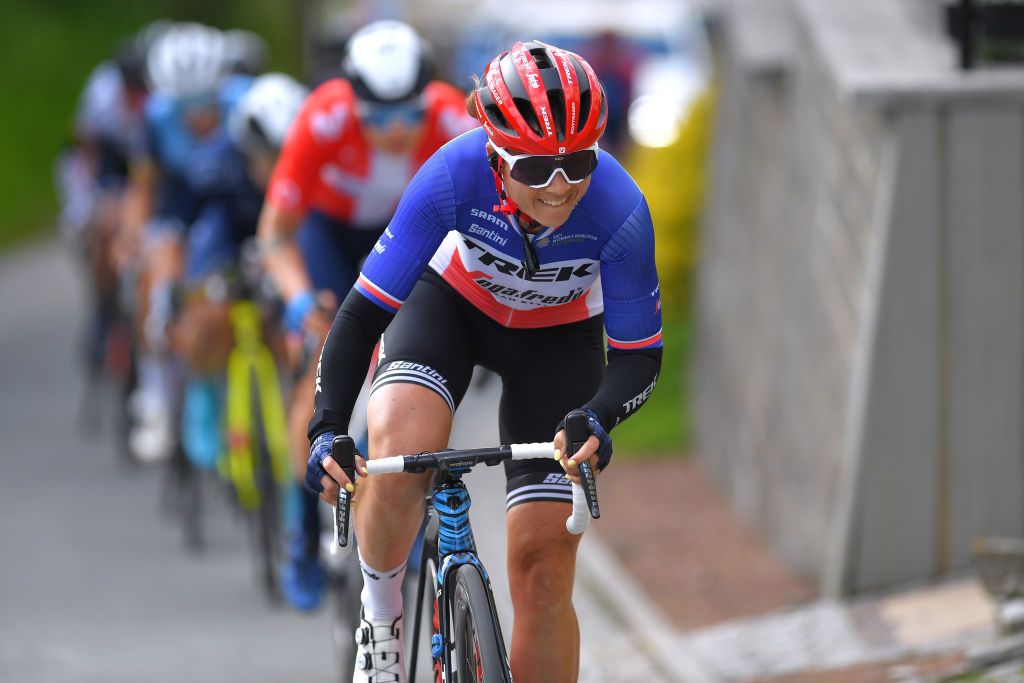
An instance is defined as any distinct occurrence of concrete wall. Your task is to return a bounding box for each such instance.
[696,0,1024,594]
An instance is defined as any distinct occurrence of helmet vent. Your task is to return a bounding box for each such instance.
[529,47,553,70]
[513,98,543,137]
[578,88,592,131]
[484,103,513,135]
[547,89,566,142]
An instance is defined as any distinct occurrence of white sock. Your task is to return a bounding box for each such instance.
[358,549,406,621]
[136,355,169,412]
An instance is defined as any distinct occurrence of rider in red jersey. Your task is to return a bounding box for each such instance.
[257,20,476,611]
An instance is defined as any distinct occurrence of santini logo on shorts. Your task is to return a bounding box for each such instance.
[385,361,448,384]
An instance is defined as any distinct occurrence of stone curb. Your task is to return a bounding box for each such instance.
[576,531,720,683]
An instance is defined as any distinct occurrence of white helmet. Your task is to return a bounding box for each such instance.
[229,73,308,157]
[224,28,269,76]
[342,20,433,103]
[146,22,227,98]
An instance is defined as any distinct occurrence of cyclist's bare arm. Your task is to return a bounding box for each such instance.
[117,159,156,263]
[256,203,313,303]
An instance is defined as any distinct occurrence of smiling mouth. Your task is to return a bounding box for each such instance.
[538,196,570,208]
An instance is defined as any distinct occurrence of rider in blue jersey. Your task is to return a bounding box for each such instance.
[307,41,662,683]
[121,22,252,462]
[174,73,307,472]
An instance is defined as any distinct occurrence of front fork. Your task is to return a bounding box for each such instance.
[414,479,488,682]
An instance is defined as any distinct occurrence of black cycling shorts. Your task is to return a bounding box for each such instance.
[370,269,605,510]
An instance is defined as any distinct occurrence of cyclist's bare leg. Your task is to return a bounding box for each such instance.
[506,502,582,683]
[356,383,448,574]
[173,299,232,373]
[139,236,183,352]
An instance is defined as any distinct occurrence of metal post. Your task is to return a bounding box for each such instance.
[960,0,976,70]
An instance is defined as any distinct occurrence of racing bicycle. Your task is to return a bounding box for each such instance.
[223,250,293,603]
[330,410,600,682]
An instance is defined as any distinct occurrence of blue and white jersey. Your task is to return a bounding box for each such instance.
[143,74,252,179]
[187,130,263,228]
[74,61,146,159]
[355,127,662,351]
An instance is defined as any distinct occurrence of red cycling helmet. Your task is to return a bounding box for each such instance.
[473,41,607,155]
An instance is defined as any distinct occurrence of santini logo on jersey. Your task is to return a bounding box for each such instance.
[468,223,508,246]
[463,239,593,281]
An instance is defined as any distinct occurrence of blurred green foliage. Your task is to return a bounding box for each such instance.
[625,89,714,313]
[612,89,715,457]
[0,0,302,248]
[612,312,692,458]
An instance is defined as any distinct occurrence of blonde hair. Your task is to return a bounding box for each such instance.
[465,74,483,120]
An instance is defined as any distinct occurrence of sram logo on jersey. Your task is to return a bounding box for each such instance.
[463,238,593,281]
[469,208,509,231]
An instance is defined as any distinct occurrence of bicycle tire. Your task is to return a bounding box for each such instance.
[177,443,204,553]
[249,368,283,603]
[450,564,511,683]
[115,337,139,467]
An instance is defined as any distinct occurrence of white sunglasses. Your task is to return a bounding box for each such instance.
[490,142,599,188]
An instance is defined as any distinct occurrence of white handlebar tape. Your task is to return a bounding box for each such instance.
[365,456,405,474]
[509,442,556,460]
[565,482,591,535]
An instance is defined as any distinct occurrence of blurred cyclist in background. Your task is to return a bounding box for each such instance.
[120,22,253,462]
[172,73,307,468]
[55,20,166,400]
[224,28,270,77]
[257,19,476,611]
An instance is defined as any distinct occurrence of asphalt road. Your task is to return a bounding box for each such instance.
[0,240,675,683]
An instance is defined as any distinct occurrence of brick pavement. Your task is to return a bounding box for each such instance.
[590,455,1005,682]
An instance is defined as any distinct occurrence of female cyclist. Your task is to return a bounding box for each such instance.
[257,20,475,611]
[307,41,663,683]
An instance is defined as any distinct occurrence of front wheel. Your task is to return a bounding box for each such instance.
[450,565,511,683]
[250,370,282,604]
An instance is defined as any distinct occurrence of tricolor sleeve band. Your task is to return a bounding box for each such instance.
[582,347,663,431]
[308,288,395,439]
[354,274,405,314]
[607,329,663,350]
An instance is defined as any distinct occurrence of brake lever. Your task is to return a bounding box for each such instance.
[331,435,357,551]
[564,410,600,519]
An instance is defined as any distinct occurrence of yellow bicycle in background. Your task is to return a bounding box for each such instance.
[223,263,293,603]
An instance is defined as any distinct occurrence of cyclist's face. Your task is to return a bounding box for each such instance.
[358,99,426,154]
[184,103,220,139]
[498,150,591,229]
[363,120,425,154]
